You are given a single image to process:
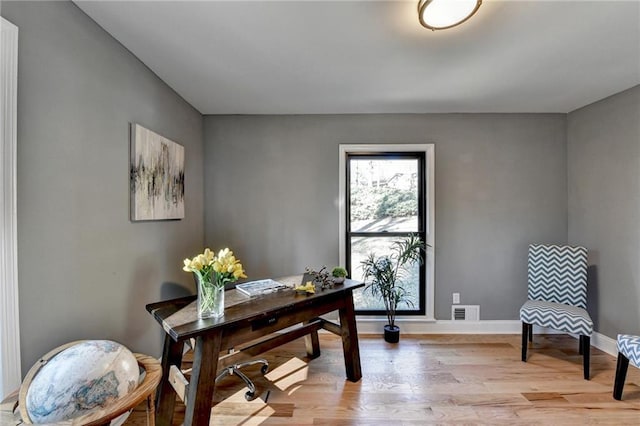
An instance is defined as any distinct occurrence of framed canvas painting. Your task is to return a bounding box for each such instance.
[130,123,185,221]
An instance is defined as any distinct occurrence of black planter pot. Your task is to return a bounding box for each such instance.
[383,324,400,343]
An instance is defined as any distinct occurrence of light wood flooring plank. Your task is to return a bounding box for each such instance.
[124,334,640,425]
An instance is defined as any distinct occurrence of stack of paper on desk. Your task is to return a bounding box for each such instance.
[235,279,288,297]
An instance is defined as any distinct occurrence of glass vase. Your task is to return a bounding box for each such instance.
[196,276,225,319]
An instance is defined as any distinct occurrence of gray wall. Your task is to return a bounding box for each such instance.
[7,0,633,376]
[204,114,568,321]
[568,85,640,338]
[1,1,204,373]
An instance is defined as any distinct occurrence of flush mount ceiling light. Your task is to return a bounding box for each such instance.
[418,0,482,31]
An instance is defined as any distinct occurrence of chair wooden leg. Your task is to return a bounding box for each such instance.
[528,324,533,342]
[582,335,590,380]
[522,322,529,362]
[579,335,583,355]
[613,353,629,400]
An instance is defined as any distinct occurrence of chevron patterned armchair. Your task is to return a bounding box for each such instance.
[519,244,593,380]
[613,334,640,400]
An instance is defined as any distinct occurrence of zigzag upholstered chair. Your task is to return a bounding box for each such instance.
[520,244,593,379]
[613,334,640,400]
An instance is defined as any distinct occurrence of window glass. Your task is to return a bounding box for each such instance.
[349,158,419,233]
[350,236,421,311]
[346,154,425,314]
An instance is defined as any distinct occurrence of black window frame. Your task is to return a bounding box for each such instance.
[345,152,427,316]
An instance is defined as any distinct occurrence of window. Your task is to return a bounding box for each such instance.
[339,144,435,319]
[347,153,425,313]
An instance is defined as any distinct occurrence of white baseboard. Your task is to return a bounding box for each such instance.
[354,319,619,357]
[591,332,618,357]
[356,318,522,334]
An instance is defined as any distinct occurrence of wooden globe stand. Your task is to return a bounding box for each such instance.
[2,341,161,426]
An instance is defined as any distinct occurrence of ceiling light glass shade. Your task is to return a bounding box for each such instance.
[418,0,482,31]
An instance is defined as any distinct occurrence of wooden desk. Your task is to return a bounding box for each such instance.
[146,277,364,426]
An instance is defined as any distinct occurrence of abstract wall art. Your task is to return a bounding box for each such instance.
[130,123,184,221]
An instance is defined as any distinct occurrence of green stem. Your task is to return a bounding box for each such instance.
[196,273,224,314]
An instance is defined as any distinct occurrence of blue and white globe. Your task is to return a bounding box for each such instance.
[25,340,139,424]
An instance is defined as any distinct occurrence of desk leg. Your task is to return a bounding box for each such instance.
[156,335,184,426]
[338,290,362,382]
[184,332,223,426]
[304,320,321,358]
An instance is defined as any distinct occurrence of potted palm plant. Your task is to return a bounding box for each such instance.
[360,234,424,343]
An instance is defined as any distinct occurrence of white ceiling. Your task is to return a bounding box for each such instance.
[74,0,640,115]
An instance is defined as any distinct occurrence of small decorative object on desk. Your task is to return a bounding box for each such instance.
[331,266,348,284]
[183,247,247,319]
[305,265,335,289]
[295,281,316,294]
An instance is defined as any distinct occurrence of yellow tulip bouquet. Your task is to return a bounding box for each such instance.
[183,247,247,318]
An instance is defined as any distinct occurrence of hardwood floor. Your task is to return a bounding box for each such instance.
[126,334,640,425]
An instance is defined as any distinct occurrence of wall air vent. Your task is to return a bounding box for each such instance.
[451,305,480,321]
